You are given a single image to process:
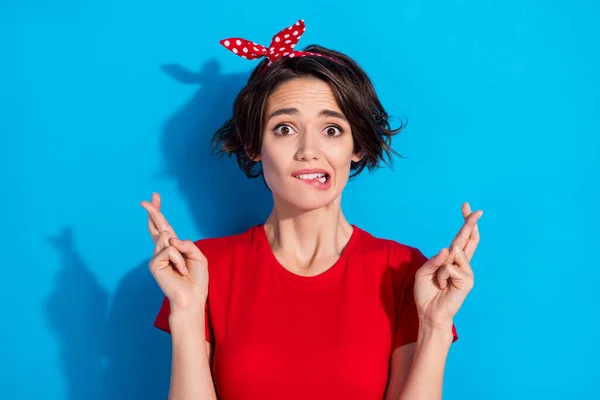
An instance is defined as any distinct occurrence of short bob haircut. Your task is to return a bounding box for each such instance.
[212,44,404,178]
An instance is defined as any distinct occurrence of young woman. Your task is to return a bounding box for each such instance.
[141,19,483,400]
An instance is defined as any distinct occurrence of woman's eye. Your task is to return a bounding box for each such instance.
[274,124,294,136]
[323,125,343,137]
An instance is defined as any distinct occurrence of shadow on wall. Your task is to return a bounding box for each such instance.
[45,60,272,400]
[159,58,272,239]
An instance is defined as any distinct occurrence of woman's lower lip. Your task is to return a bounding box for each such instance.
[294,177,332,190]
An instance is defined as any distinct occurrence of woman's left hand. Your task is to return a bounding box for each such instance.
[414,202,483,333]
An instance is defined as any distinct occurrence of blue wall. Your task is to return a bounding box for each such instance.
[2,0,598,398]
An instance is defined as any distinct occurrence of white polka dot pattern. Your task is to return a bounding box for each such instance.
[219,19,340,71]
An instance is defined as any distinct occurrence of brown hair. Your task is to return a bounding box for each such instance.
[212,44,405,178]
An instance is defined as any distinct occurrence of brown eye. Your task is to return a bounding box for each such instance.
[274,124,294,136]
[323,126,343,137]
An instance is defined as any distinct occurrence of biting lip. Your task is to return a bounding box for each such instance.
[291,168,332,189]
[291,168,331,177]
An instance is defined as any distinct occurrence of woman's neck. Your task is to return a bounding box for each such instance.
[263,197,354,273]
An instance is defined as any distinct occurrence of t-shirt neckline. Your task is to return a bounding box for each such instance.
[256,223,361,287]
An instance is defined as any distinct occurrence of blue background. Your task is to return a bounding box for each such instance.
[2,0,598,399]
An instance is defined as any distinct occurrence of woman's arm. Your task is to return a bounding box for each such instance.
[390,206,482,399]
[395,326,453,400]
[168,306,217,400]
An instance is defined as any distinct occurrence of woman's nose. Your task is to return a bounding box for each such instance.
[294,132,321,161]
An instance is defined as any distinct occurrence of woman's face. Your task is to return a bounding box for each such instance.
[256,77,362,211]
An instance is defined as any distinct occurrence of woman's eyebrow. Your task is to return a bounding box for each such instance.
[266,108,298,122]
[319,109,348,122]
[266,108,348,122]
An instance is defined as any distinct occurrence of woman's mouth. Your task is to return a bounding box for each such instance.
[294,172,329,184]
[292,171,332,190]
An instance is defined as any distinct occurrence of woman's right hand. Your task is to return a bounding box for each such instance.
[141,192,209,311]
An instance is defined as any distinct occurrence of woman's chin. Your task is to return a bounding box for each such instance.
[275,193,339,212]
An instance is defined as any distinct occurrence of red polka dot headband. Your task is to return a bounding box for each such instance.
[219,19,340,72]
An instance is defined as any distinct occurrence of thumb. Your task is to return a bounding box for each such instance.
[170,239,206,263]
[170,238,208,281]
[422,248,450,272]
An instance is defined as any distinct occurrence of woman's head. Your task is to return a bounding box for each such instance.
[213,44,404,210]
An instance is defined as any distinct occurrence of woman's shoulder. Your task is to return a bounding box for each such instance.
[353,225,427,267]
[192,224,262,258]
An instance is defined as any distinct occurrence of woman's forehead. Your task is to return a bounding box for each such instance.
[266,78,341,113]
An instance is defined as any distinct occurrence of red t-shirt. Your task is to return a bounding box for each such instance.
[154,224,458,399]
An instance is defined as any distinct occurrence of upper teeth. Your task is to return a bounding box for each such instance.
[296,173,325,180]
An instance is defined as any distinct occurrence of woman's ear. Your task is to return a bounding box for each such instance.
[245,146,261,162]
[351,150,364,163]
[250,153,261,162]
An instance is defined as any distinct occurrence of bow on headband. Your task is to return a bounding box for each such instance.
[219,19,338,70]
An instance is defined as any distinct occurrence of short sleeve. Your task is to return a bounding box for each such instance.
[393,246,458,348]
[153,296,213,343]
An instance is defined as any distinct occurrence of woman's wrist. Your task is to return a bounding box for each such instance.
[417,323,454,347]
[169,300,206,322]
[417,314,454,334]
[168,288,207,313]
[169,305,206,337]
